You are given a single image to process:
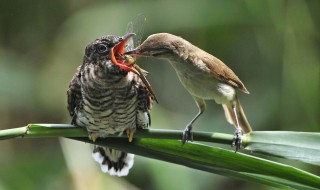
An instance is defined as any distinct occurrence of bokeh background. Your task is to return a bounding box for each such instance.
[0,0,319,189]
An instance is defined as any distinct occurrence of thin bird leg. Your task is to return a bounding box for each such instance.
[182,97,206,144]
[231,104,243,151]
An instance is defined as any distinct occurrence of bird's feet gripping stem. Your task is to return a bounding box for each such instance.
[232,128,243,151]
[182,124,193,144]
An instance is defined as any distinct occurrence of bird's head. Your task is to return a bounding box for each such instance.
[83,33,158,102]
[125,33,187,61]
[83,33,138,75]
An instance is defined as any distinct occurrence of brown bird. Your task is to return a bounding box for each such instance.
[67,33,153,176]
[126,33,252,150]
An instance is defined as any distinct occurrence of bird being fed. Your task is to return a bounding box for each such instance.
[67,33,154,176]
[125,33,252,150]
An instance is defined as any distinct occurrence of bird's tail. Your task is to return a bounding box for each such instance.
[92,146,134,176]
[222,97,252,133]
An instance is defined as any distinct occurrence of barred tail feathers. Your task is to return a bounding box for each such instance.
[92,146,134,176]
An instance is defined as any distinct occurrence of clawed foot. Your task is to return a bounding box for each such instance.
[126,128,135,142]
[89,133,98,142]
[182,124,193,144]
[232,128,243,152]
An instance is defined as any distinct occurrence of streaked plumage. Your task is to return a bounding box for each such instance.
[67,35,152,176]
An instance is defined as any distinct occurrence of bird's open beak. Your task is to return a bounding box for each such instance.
[110,33,138,74]
[110,33,158,103]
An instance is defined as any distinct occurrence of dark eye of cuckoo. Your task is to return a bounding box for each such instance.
[96,44,109,54]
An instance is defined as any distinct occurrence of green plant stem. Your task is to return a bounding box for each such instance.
[0,124,234,146]
[0,127,27,140]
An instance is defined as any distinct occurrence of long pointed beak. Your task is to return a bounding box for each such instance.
[124,48,141,56]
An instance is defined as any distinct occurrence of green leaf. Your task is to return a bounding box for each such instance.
[73,137,320,190]
[0,124,320,189]
[245,131,320,166]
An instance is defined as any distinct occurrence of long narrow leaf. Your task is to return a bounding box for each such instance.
[0,124,320,189]
[72,137,320,190]
[245,131,320,166]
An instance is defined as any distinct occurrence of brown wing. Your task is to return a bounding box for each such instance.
[201,53,249,94]
[67,66,82,119]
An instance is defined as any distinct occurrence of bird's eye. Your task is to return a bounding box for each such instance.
[97,44,108,54]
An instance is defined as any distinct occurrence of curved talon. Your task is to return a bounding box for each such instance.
[126,128,135,142]
[232,128,243,152]
[90,133,98,142]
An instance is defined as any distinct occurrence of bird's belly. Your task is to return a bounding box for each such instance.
[175,68,236,105]
[75,86,138,137]
[76,105,136,137]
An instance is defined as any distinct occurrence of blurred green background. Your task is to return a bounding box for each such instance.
[0,0,319,189]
